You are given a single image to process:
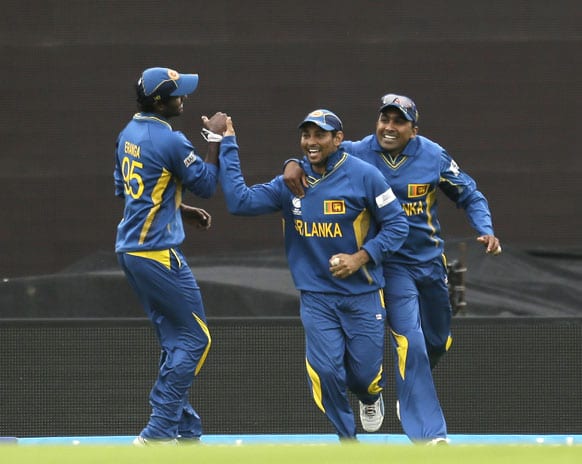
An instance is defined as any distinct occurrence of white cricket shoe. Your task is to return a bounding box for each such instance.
[359,394,385,432]
[133,435,178,446]
[427,437,449,445]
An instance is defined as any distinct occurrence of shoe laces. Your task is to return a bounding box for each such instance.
[363,404,377,416]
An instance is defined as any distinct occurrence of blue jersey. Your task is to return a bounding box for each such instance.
[114,113,218,252]
[219,136,409,295]
[343,135,494,264]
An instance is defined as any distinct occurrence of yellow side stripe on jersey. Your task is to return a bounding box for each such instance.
[425,189,440,248]
[139,168,172,245]
[192,313,212,376]
[305,358,325,413]
[352,209,374,284]
[174,180,183,209]
[126,249,171,269]
[391,330,409,380]
[352,208,370,250]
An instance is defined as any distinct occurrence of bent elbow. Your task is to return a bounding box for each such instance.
[225,198,247,216]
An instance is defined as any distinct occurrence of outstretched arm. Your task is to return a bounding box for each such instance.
[438,150,501,256]
[218,117,283,216]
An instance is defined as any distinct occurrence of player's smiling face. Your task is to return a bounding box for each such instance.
[375,108,418,155]
[300,123,343,173]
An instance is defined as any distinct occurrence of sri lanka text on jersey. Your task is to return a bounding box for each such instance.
[401,200,424,216]
[294,219,343,238]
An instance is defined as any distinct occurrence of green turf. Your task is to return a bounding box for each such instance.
[2,443,582,464]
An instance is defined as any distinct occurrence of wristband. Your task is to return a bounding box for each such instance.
[201,128,223,143]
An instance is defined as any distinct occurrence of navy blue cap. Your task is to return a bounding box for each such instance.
[138,67,199,101]
[298,109,343,131]
[379,94,419,125]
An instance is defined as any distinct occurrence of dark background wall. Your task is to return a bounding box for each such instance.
[2,318,581,437]
[1,1,581,278]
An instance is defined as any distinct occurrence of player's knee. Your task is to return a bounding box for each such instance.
[349,378,382,398]
[316,365,343,384]
[161,347,198,379]
[348,365,383,397]
[347,378,367,396]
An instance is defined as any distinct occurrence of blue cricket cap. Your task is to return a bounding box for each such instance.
[298,109,343,131]
[138,67,199,101]
[379,93,419,125]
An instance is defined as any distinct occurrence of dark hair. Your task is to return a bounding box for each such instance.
[135,82,157,112]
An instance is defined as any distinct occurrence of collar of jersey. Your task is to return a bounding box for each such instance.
[133,112,172,130]
[303,149,348,186]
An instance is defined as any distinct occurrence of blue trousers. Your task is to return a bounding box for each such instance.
[383,257,450,442]
[117,248,211,439]
[300,290,386,439]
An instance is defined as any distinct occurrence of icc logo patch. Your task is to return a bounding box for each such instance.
[324,200,345,215]
[291,197,302,216]
[407,184,429,198]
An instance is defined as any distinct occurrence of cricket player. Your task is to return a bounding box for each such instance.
[217,110,409,440]
[284,94,501,444]
[114,67,226,445]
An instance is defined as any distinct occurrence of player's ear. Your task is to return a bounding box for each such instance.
[152,99,165,112]
[333,130,344,146]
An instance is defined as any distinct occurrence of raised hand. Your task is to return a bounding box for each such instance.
[201,112,228,135]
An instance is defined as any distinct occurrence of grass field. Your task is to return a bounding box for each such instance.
[2,443,582,464]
